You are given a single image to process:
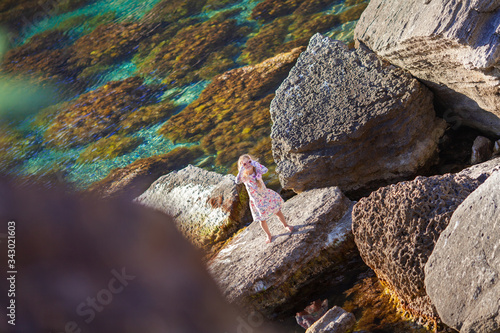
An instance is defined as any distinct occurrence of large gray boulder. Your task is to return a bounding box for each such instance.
[352,172,484,321]
[134,165,251,253]
[355,0,500,136]
[270,33,445,194]
[208,186,357,317]
[425,170,500,333]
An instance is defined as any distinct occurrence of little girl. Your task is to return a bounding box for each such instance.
[235,154,294,243]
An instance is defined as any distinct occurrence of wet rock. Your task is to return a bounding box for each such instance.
[471,136,493,165]
[134,165,251,255]
[84,146,204,201]
[305,306,356,333]
[425,170,500,333]
[355,0,500,136]
[0,176,281,333]
[44,77,163,147]
[351,163,498,322]
[159,47,304,178]
[271,33,445,194]
[208,186,356,317]
[296,299,329,329]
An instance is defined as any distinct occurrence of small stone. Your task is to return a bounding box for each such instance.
[305,306,356,333]
[493,139,500,155]
[296,299,329,329]
[471,136,492,165]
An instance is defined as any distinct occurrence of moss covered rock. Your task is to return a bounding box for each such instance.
[67,22,162,78]
[44,77,164,147]
[135,15,245,87]
[159,47,304,178]
[77,135,144,163]
[83,146,204,200]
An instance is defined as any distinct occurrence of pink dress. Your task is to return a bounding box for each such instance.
[235,161,284,222]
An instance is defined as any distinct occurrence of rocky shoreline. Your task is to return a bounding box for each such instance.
[130,1,500,332]
[3,0,499,332]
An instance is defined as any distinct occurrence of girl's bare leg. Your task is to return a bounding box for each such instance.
[276,210,293,232]
[260,220,273,243]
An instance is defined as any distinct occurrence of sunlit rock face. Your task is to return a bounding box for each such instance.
[208,186,359,317]
[355,0,500,136]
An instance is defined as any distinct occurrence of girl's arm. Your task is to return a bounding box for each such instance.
[235,165,245,184]
[251,160,268,176]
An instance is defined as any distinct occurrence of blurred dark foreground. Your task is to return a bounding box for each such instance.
[0,176,281,333]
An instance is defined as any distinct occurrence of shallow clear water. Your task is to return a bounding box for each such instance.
[1,0,368,189]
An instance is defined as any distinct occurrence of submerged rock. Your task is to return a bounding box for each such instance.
[134,165,251,255]
[208,186,357,317]
[355,0,500,136]
[271,33,445,194]
[425,170,500,333]
[159,47,304,177]
[305,306,356,333]
[351,159,500,323]
[84,146,204,201]
[44,77,163,147]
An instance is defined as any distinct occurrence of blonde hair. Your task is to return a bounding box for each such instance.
[238,154,265,189]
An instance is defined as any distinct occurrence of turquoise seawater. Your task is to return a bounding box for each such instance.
[0,0,369,189]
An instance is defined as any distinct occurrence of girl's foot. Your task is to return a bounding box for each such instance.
[285,225,294,233]
[266,235,273,243]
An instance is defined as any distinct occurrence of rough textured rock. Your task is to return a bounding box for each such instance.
[270,33,445,194]
[425,171,500,333]
[457,156,500,179]
[305,306,356,333]
[84,146,204,201]
[471,136,493,164]
[352,172,486,322]
[134,165,251,254]
[208,186,357,317]
[354,0,500,136]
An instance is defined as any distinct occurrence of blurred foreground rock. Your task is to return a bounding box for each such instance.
[134,165,252,256]
[425,170,500,333]
[351,159,500,322]
[0,177,281,333]
[208,186,359,317]
[355,0,500,135]
[271,33,445,194]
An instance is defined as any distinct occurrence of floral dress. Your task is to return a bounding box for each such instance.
[235,161,284,222]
